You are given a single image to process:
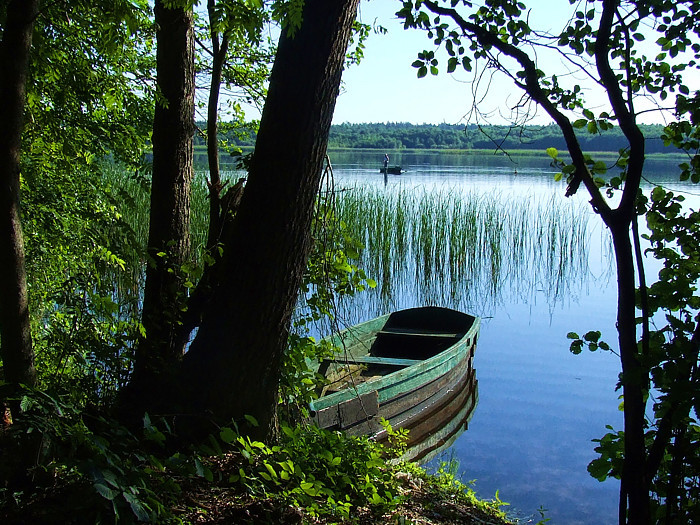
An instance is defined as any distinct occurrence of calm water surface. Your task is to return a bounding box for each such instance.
[321,150,696,524]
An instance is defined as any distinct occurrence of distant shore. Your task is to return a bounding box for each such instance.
[194,144,688,162]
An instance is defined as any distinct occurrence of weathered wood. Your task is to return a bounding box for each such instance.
[311,335,475,411]
[378,328,460,338]
[338,391,378,429]
[372,350,471,423]
[382,368,477,446]
[313,405,340,428]
[311,390,379,430]
[309,307,480,450]
[326,355,421,367]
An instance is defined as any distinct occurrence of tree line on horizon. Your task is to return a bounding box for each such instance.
[198,121,673,153]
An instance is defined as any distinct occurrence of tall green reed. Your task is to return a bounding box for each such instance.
[334,184,596,314]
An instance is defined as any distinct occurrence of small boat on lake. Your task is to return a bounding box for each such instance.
[380,166,403,175]
[309,306,479,461]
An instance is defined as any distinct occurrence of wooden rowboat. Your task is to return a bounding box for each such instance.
[380,166,403,174]
[309,306,479,461]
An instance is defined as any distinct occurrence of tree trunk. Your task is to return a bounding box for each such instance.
[0,0,39,402]
[130,0,195,397]
[182,0,360,440]
[205,0,229,250]
[610,218,650,524]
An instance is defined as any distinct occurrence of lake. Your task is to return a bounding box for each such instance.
[318,149,694,524]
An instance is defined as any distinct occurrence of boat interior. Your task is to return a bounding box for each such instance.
[319,309,476,395]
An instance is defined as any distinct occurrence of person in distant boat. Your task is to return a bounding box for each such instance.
[383,153,389,170]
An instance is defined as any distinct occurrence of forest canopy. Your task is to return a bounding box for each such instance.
[204,121,673,153]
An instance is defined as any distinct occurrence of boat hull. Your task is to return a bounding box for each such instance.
[309,307,479,459]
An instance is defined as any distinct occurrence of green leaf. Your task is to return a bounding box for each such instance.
[587,458,610,482]
[20,396,33,412]
[101,469,120,488]
[546,147,558,159]
[220,427,237,444]
[94,482,119,501]
[263,461,278,478]
[592,161,607,174]
[123,492,150,521]
[570,340,583,355]
[583,330,601,342]
[447,57,458,73]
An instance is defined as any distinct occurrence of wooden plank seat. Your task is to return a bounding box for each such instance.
[377,328,461,338]
[325,355,421,367]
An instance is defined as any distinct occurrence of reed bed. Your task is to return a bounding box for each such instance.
[102,164,597,320]
[334,185,595,314]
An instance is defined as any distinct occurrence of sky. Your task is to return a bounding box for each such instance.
[331,0,693,126]
[332,0,574,125]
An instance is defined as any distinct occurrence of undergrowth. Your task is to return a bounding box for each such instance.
[0,387,509,524]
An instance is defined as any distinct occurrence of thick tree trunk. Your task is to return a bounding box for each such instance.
[182,0,360,440]
[0,0,39,401]
[130,0,195,395]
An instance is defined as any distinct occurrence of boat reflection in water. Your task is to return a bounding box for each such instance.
[309,306,479,463]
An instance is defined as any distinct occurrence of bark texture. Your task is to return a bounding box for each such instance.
[0,0,39,396]
[182,0,361,439]
[132,0,195,390]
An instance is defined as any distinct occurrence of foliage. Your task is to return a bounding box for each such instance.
[207,120,674,153]
[0,387,186,524]
[6,0,153,405]
[579,187,700,523]
[24,0,154,170]
[209,422,404,521]
[21,161,146,407]
[194,0,272,146]
[0,1,510,524]
[638,187,700,522]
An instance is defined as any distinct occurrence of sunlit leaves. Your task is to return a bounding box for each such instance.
[271,0,304,36]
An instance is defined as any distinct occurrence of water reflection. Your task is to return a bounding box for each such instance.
[401,371,479,465]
